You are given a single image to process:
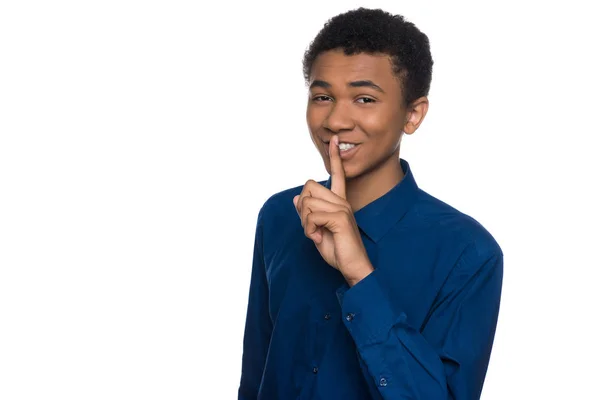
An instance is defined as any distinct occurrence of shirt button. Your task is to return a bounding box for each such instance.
[379,377,388,387]
[346,313,355,322]
[324,313,331,320]
[313,366,319,374]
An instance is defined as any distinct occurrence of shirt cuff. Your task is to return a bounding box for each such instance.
[336,268,407,348]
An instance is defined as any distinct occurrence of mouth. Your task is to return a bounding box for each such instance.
[323,141,361,159]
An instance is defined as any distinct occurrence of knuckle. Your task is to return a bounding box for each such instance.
[302,213,310,229]
[301,195,310,205]
[304,219,312,235]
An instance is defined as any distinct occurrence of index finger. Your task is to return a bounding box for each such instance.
[329,135,346,199]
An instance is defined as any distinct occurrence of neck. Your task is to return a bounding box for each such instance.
[346,151,404,212]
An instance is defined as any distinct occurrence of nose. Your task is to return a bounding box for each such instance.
[323,101,354,133]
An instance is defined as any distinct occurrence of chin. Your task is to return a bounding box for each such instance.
[325,160,359,179]
[343,168,361,180]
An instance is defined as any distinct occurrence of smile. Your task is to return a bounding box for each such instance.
[324,142,360,160]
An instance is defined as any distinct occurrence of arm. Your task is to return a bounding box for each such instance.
[338,247,503,399]
[238,208,272,400]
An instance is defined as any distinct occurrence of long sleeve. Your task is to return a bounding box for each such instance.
[238,208,272,400]
[337,247,503,399]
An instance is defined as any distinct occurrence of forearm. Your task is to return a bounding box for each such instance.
[338,251,502,399]
[339,270,447,399]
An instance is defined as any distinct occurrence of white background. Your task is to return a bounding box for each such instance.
[1,0,599,399]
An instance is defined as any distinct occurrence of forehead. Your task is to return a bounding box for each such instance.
[310,50,396,84]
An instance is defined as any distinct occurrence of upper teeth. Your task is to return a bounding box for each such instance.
[339,143,356,150]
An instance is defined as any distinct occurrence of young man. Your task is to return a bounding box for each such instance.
[238,8,502,400]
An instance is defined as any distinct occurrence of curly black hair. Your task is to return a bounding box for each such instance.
[302,8,433,106]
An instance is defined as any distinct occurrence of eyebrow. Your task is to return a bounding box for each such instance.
[309,79,385,93]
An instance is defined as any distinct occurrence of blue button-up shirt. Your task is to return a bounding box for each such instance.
[239,159,503,400]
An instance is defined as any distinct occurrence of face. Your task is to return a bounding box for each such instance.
[306,49,427,180]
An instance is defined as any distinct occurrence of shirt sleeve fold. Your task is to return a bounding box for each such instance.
[337,249,503,400]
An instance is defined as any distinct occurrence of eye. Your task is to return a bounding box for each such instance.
[356,97,376,104]
[312,95,332,102]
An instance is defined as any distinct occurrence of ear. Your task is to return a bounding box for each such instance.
[403,96,429,135]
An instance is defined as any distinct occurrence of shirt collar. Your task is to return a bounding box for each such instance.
[324,158,419,243]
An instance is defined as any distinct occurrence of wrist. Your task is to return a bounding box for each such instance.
[343,261,374,287]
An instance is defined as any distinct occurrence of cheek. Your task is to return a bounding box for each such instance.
[306,107,322,130]
[360,109,404,144]
[360,111,395,135]
[307,127,323,152]
[306,108,325,146]
[309,134,321,150]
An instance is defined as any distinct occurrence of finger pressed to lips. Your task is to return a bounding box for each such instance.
[329,136,346,199]
[292,135,351,241]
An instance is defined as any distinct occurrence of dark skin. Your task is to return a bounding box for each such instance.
[293,49,429,286]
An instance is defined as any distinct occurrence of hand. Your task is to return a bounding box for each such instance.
[293,135,374,286]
